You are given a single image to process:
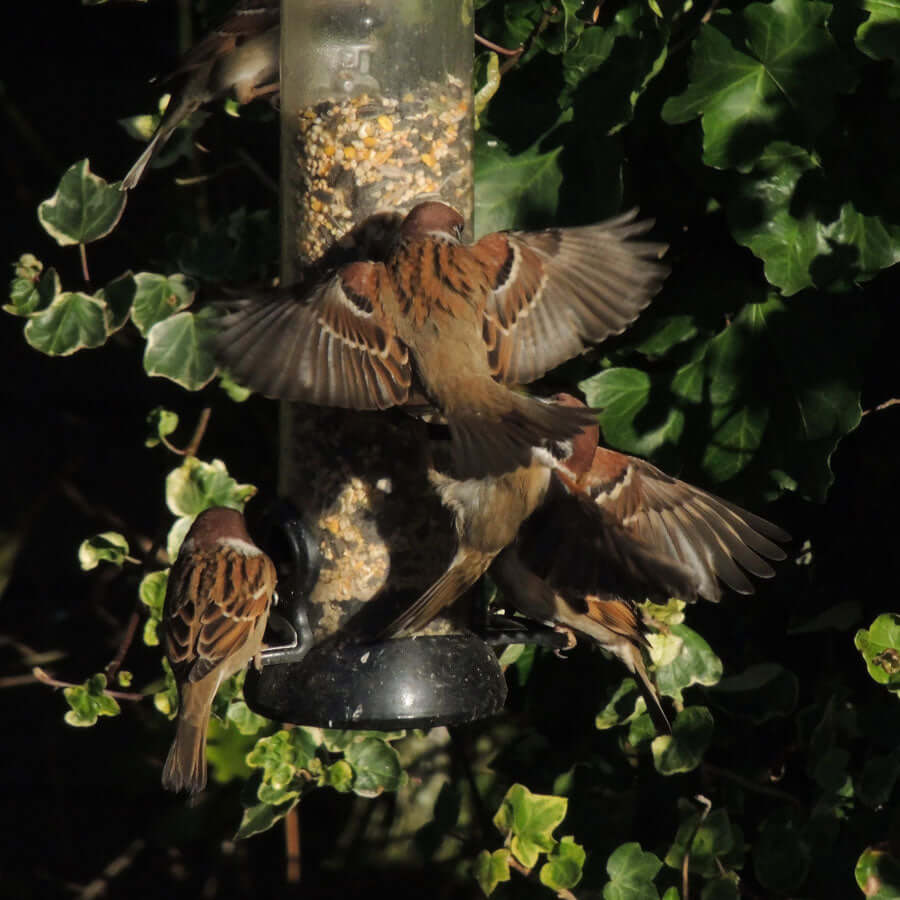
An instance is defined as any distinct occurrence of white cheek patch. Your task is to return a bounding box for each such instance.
[220,537,262,556]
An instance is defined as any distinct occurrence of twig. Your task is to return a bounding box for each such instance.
[77,839,146,900]
[500,5,559,77]
[475,33,524,57]
[702,762,804,809]
[185,407,212,458]
[861,397,900,417]
[106,608,141,682]
[235,149,279,195]
[284,805,301,884]
[0,673,44,689]
[32,666,145,702]
[79,243,91,286]
[682,795,712,900]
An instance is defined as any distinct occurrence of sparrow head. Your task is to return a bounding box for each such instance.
[182,507,253,552]
[400,202,465,243]
[551,393,599,478]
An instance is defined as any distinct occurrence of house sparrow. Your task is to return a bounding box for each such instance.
[216,201,669,478]
[122,0,279,190]
[492,393,790,732]
[161,507,276,793]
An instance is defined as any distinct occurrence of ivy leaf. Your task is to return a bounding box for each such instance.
[78,532,130,570]
[595,678,646,730]
[728,142,900,295]
[652,706,715,775]
[666,807,741,877]
[708,663,799,723]
[652,625,723,704]
[63,673,121,727]
[539,835,586,892]
[855,614,900,694]
[226,700,269,737]
[603,842,663,900]
[663,0,857,170]
[474,133,563,236]
[493,783,567,869]
[144,309,218,391]
[473,848,511,896]
[6,254,59,317]
[854,0,900,68]
[145,407,179,448]
[139,570,167,647]
[325,759,354,793]
[97,271,135,333]
[753,818,810,893]
[235,798,299,841]
[24,292,108,356]
[344,736,406,797]
[855,847,900,899]
[38,159,126,246]
[130,272,194,336]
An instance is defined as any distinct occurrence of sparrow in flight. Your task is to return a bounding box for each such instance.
[491,393,790,732]
[122,0,279,190]
[216,201,669,479]
[161,506,276,793]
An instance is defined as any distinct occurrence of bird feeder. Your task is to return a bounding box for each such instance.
[244,0,510,729]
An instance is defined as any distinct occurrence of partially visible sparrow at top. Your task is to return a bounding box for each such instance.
[216,201,670,479]
[121,0,279,190]
[161,506,276,794]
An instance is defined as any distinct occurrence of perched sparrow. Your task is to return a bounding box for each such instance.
[216,201,669,479]
[122,0,279,190]
[161,507,276,793]
[492,393,790,732]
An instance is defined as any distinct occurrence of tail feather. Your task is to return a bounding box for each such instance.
[625,646,671,735]
[379,550,494,638]
[161,715,208,793]
[449,391,597,478]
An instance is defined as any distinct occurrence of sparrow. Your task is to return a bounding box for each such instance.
[216,201,669,479]
[161,506,277,793]
[122,0,279,190]
[491,393,791,732]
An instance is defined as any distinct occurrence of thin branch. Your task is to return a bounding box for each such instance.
[284,805,302,884]
[106,608,141,682]
[79,243,91,286]
[702,762,804,809]
[77,839,146,900]
[185,407,212,458]
[499,5,559,77]
[682,795,712,900]
[235,149,279,195]
[861,397,900,417]
[32,666,145,702]
[475,33,524,57]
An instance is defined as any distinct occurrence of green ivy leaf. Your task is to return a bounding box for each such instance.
[6,254,59,317]
[855,614,900,694]
[539,835,585,891]
[144,309,218,391]
[139,569,167,647]
[708,662,799,723]
[666,807,740,877]
[63,673,121,727]
[130,272,194,336]
[753,818,810,893]
[345,735,406,797]
[24,292,108,356]
[235,798,300,840]
[595,678,646,730]
[38,159,126,246]
[153,657,178,717]
[701,878,741,900]
[78,532,130,570]
[858,748,900,809]
[97,271,136,333]
[474,133,563,236]
[854,0,900,67]
[473,848,511,896]
[652,706,715,775]
[325,759,355,793]
[603,842,663,900]
[219,369,251,402]
[226,700,269,737]
[662,0,857,170]
[651,625,723,704]
[493,783,568,869]
[855,847,900,899]
[145,407,180,449]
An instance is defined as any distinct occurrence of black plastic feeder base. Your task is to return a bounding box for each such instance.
[245,632,507,730]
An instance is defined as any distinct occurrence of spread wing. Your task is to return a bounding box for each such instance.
[215,262,412,409]
[163,545,276,683]
[474,210,669,385]
[586,448,790,602]
[164,0,280,80]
